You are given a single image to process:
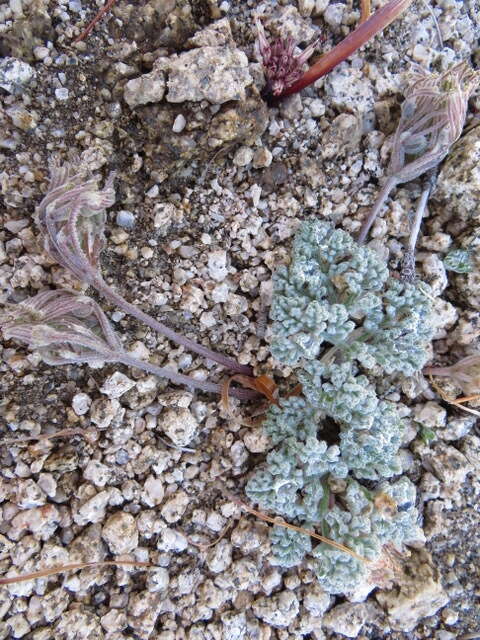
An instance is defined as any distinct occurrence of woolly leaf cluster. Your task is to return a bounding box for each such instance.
[270,220,432,375]
[246,221,432,595]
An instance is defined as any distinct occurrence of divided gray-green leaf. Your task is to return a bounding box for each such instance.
[246,220,431,594]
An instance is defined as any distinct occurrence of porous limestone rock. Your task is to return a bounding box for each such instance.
[376,549,449,631]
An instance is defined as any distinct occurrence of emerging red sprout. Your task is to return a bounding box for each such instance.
[257,0,416,102]
[255,17,322,99]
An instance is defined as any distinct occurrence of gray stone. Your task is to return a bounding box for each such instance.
[124,68,165,108]
[100,372,135,399]
[160,491,189,523]
[252,590,299,627]
[128,591,169,637]
[164,47,252,104]
[172,113,186,133]
[161,407,198,447]
[434,126,480,224]
[376,549,449,631]
[102,512,138,554]
[0,57,35,94]
[323,602,369,637]
[302,583,331,617]
[71,392,91,415]
[206,539,232,573]
[116,210,136,228]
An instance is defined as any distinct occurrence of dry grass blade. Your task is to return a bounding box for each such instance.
[428,374,480,418]
[227,494,368,563]
[73,0,117,43]
[1,428,93,446]
[0,560,153,585]
[360,0,372,23]
[186,522,233,552]
[454,394,480,404]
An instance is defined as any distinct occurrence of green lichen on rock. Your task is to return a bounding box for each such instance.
[443,248,473,274]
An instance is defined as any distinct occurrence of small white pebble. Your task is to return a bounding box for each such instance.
[252,147,272,169]
[143,476,165,506]
[72,392,91,416]
[100,372,135,399]
[207,249,228,282]
[172,113,186,133]
[116,210,135,228]
[55,87,69,101]
[309,98,326,117]
[233,146,254,167]
[111,311,125,322]
[33,46,49,61]
[250,184,262,207]
[200,311,217,327]
[146,184,159,198]
[140,246,154,259]
[102,512,138,554]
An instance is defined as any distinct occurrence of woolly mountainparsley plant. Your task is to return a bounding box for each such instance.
[246,220,432,594]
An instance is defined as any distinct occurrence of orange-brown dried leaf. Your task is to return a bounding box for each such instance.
[285,383,303,398]
[221,374,278,411]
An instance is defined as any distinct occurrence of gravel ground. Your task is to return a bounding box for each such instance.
[0,0,479,638]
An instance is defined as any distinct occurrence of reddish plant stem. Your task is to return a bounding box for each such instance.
[73,0,117,44]
[423,366,453,378]
[278,0,415,99]
[96,276,253,377]
[119,353,258,401]
[357,176,398,244]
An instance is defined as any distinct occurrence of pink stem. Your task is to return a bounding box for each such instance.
[279,0,415,98]
[119,354,258,401]
[95,277,253,376]
[423,366,452,377]
[357,176,398,244]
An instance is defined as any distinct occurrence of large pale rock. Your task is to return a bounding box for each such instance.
[434,126,480,225]
[252,590,299,627]
[162,46,252,104]
[376,549,449,631]
[102,512,138,554]
[161,407,198,447]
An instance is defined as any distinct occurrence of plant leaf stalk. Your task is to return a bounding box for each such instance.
[37,160,253,377]
[94,276,253,376]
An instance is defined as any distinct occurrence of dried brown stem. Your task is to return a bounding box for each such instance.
[73,0,117,43]
[1,428,92,446]
[227,494,368,563]
[187,522,233,552]
[0,560,153,585]
[360,0,372,23]
[427,374,480,418]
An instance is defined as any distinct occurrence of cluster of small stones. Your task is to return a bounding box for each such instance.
[1,0,480,638]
